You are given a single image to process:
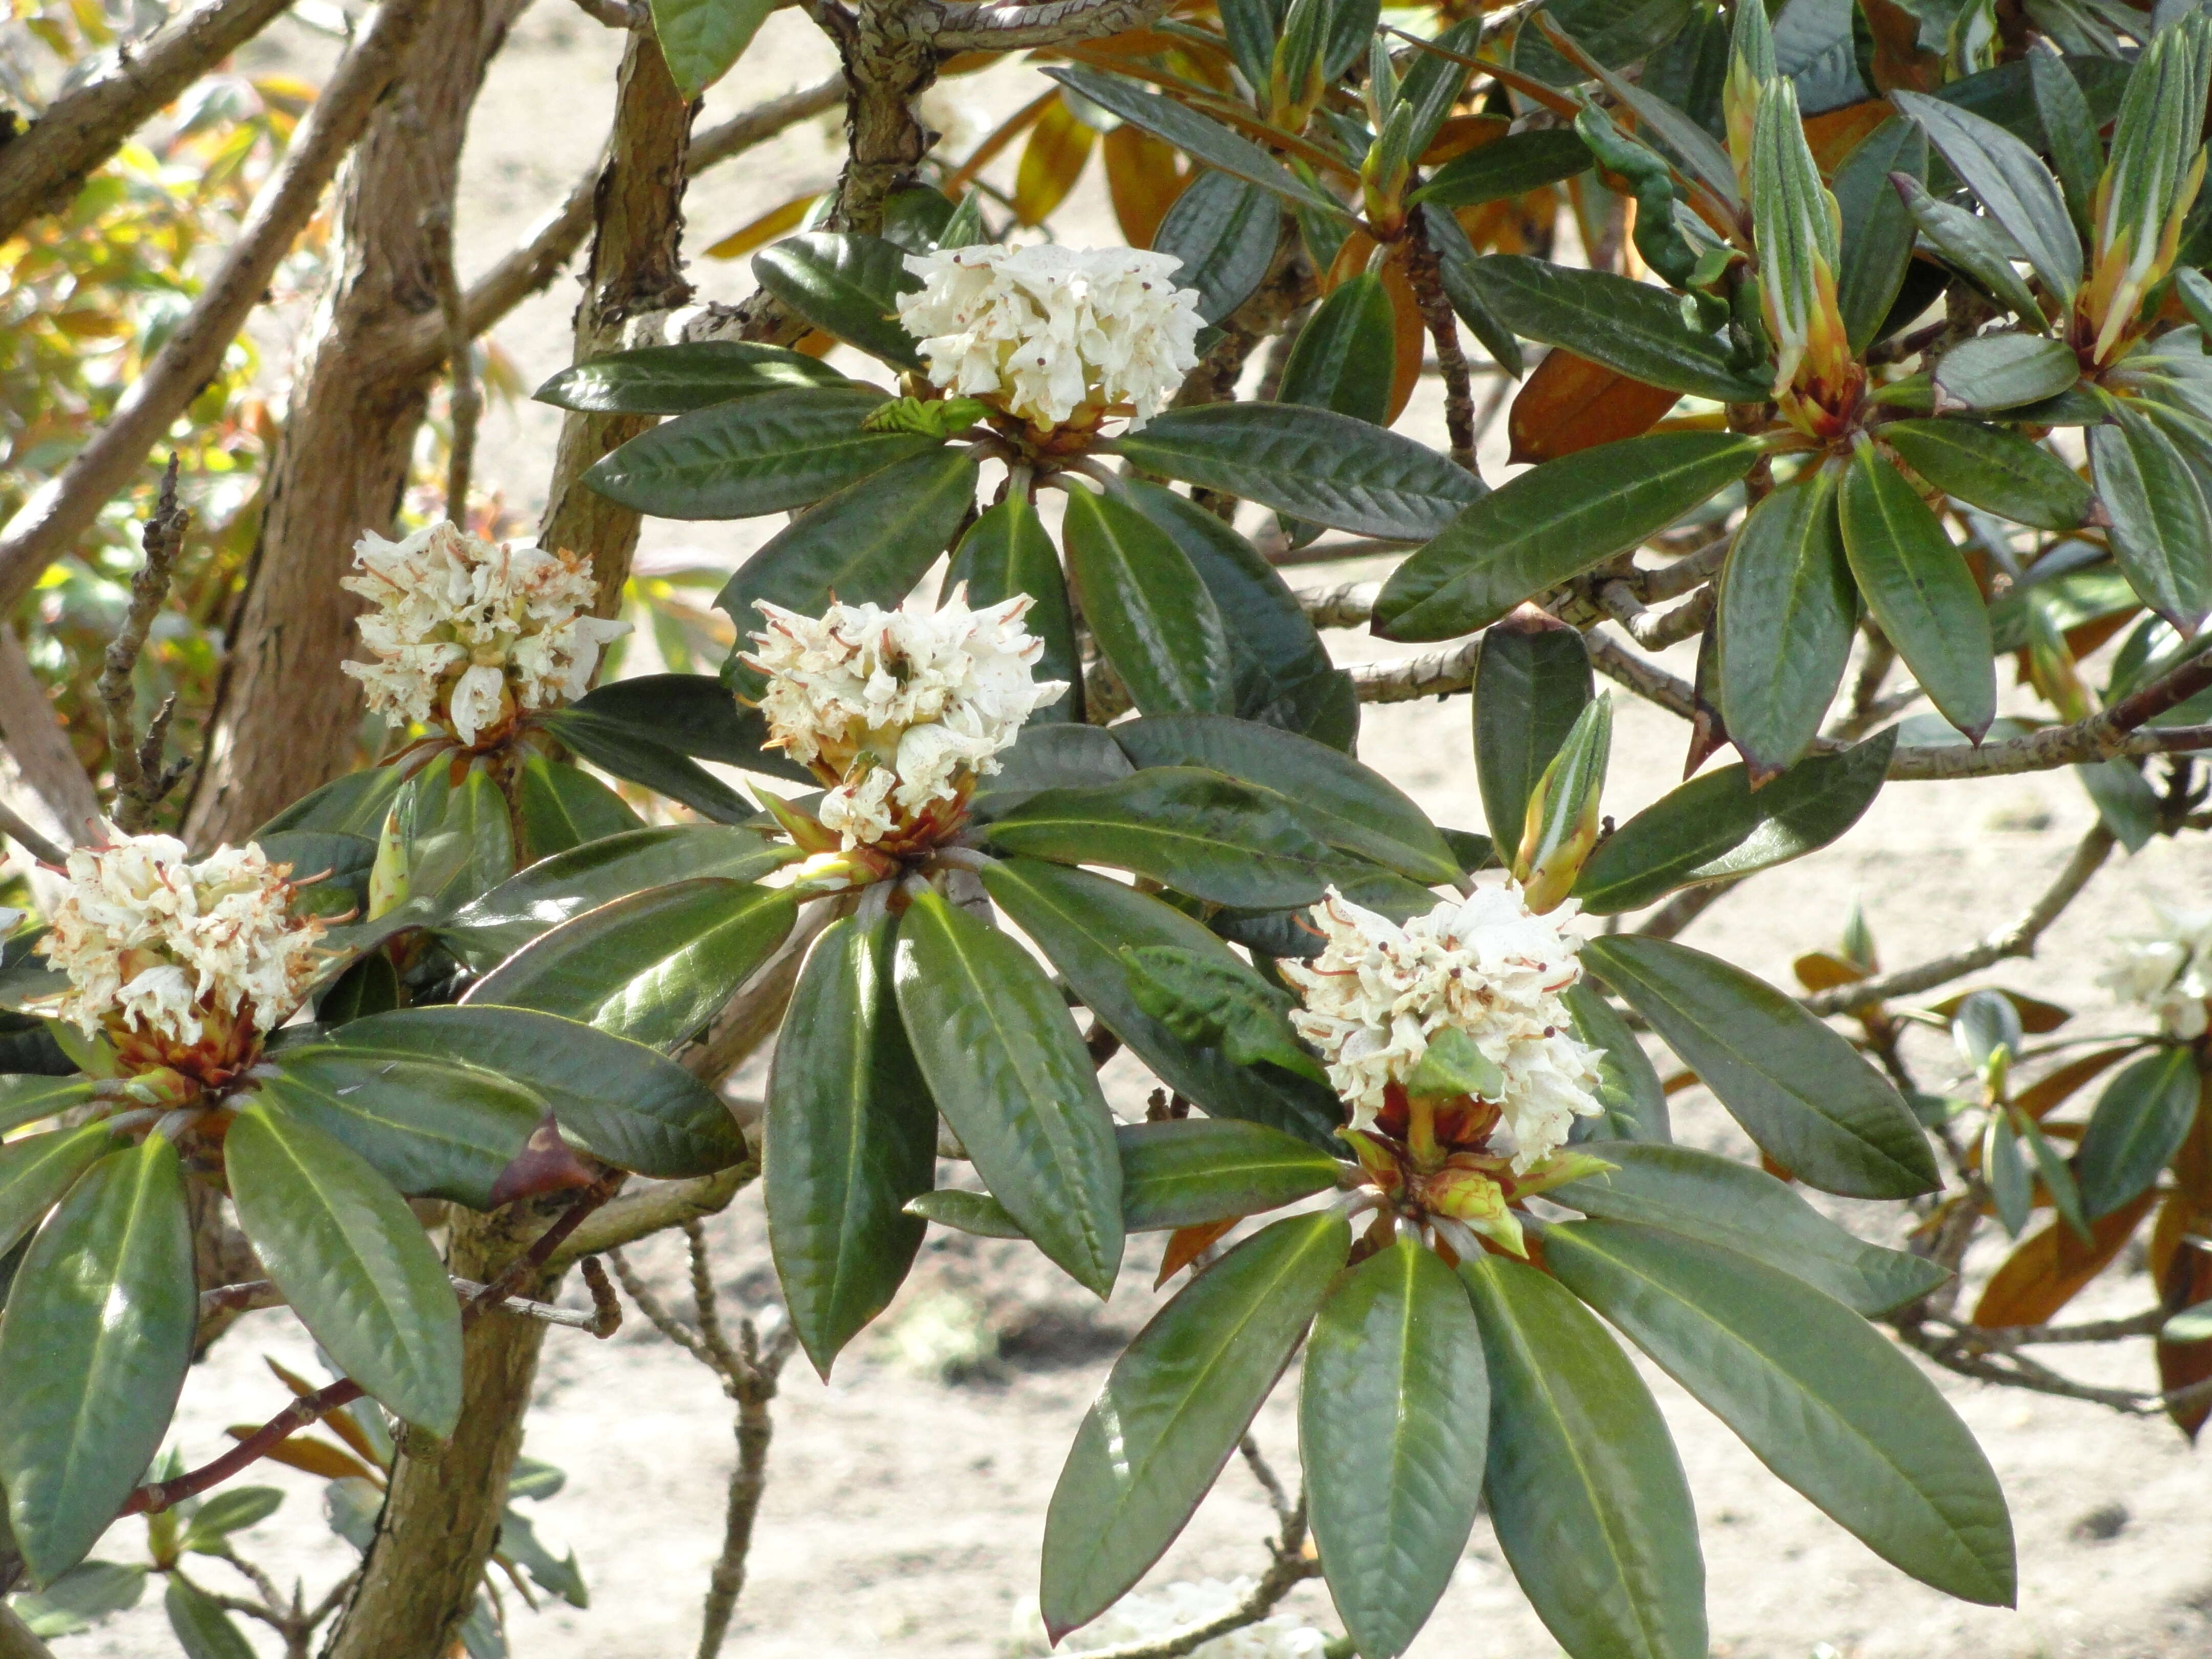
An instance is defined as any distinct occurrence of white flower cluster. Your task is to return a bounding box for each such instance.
[341,521,630,746]
[896,244,1204,433]
[741,586,1065,849]
[1280,883,1605,1167]
[37,829,325,1051]
[1009,1581,1327,1658]
[2102,902,2212,1038]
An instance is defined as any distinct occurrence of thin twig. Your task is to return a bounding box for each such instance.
[95,455,191,832]
[566,0,642,23]
[1800,822,2116,1014]
[1897,1320,2212,1416]
[1402,225,1479,476]
[424,206,481,523]
[1067,1485,1320,1659]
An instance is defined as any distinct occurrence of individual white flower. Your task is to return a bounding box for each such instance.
[896,243,1204,433]
[36,827,327,1072]
[2102,902,2212,1038]
[341,521,631,745]
[1279,882,1605,1168]
[1008,1580,1327,1658]
[739,585,1067,850]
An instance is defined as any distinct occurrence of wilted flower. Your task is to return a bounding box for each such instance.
[1280,884,1605,1166]
[2101,902,2212,1038]
[341,521,630,747]
[1009,1579,1327,1657]
[35,828,327,1082]
[895,244,1204,435]
[738,585,1066,852]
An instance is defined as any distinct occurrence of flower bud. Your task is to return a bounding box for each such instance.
[1514,694,1611,914]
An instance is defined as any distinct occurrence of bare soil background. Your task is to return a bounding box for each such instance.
[56,8,2212,1654]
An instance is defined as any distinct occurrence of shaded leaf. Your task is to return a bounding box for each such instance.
[750,233,925,368]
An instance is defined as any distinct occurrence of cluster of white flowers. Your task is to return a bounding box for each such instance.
[36,828,325,1052]
[896,244,1204,433]
[2101,902,2212,1038]
[740,586,1065,848]
[342,521,630,746]
[1280,883,1605,1167]
[1009,1581,1327,1658]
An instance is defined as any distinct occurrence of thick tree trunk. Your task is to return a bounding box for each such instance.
[316,34,696,1657]
[319,1202,565,1659]
[535,26,695,609]
[181,0,530,847]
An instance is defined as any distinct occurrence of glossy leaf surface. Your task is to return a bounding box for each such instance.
[750,233,925,367]
[1060,485,1236,717]
[1716,464,1856,771]
[586,387,924,520]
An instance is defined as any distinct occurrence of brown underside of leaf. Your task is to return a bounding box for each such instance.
[1972,1191,2159,1328]
[1509,349,1680,464]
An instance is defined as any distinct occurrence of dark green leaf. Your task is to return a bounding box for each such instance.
[982,767,1343,909]
[2088,399,2212,632]
[226,1103,462,1434]
[1575,731,1896,913]
[15,1560,144,1637]
[1549,1140,1946,1313]
[1881,419,2093,532]
[1152,171,1282,326]
[1985,1112,2031,1236]
[404,764,517,912]
[441,824,793,970]
[534,342,847,413]
[1892,175,2048,324]
[1113,715,1455,883]
[1060,486,1236,717]
[1472,616,1592,856]
[979,858,1344,1145]
[260,1049,540,1207]
[1405,1025,1506,1101]
[2028,44,2100,243]
[2075,1047,2201,1220]
[750,232,925,368]
[1118,943,1323,1082]
[1545,1221,2015,1606]
[0,1137,193,1584]
[1111,1117,1342,1228]
[323,1005,746,1181]
[564,672,812,784]
[1415,130,1592,210]
[1276,273,1396,426]
[1115,403,1484,541]
[967,725,1135,823]
[1932,334,2081,412]
[1716,462,1855,772]
[1302,1236,1486,1659]
[1465,256,1773,402]
[1834,120,1927,354]
[1038,1212,1349,1640]
[1423,202,1525,378]
[254,764,405,838]
[650,0,774,98]
[894,888,1123,1295]
[948,493,1080,723]
[1123,483,1356,749]
[2077,757,2161,853]
[585,386,926,520]
[178,1486,284,1551]
[536,708,756,824]
[1459,1251,1707,1659]
[497,1505,588,1608]
[1043,67,1341,217]
[1893,91,2080,299]
[1514,0,1695,86]
[164,1576,256,1659]
[716,446,982,689]
[1562,981,1671,1144]
[465,876,794,1050]
[1583,934,1940,1198]
[905,1188,1027,1238]
[1838,444,1996,740]
[0,1122,109,1256]
[1374,433,1760,642]
[767,912,935,1375]
[514,755,644,864]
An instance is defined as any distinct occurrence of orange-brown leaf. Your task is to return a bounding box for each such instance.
[225,1429,381,1485]
[1972,1191,2159,1328]
[1380,249,1426,426]
[1793,950,1867,993]
[1419,114,1511,168]
[704,192,819,261]
[945,88,1055,193]
[2157,1240,2212,1439]
[2013,1045,2136,1123]
[1509,349,1681,463]
[1101,123,1189,249]
[1804,101,1894,175]
[1156,1218,1239,1288]
[1857,0,1942,93]
[1015,96,1098,226]
[1926,988,2073,1034]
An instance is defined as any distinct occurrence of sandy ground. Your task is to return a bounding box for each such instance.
[42,6,2212,1655]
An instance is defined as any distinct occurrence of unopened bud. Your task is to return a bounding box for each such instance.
[1515,694,1612,913]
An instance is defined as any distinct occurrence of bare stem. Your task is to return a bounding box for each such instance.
[426,205,481,522]
[1800,822,2116,1014]
[1402,225,1479,477]
[1068,1481,1320,1659]
[95,454,192,832]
